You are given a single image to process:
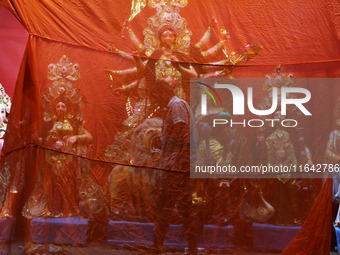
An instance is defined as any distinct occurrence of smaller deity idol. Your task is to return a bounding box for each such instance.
[23,56,98,219]
[256,66,314,226]
[325,98,340,166]
[326,98,340,217]
[23,97,91,218]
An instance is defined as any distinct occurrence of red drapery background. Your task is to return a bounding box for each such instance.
[0,0,339,254]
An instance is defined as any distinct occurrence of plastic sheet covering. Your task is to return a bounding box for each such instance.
[0,0,339,254]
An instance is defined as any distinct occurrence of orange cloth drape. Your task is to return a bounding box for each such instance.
[0,0,339,254]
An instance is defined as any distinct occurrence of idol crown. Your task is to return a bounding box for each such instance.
[48,55,80,83]
[264,65,294,92]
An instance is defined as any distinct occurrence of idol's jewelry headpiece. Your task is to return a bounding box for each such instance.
[264,65,294,92]
[48,55,80,83]
[43,55,85,121]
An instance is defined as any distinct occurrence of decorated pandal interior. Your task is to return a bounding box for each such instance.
[0,0,339,254]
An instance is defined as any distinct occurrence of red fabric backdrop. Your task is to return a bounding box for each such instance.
[0,0,339,254]
[0,4,27,97]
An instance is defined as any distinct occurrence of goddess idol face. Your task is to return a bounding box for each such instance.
[55,102,67,120]
[160,29,176,49]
